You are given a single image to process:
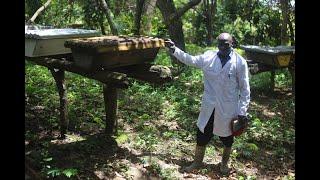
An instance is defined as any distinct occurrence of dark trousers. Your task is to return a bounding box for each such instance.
[196,109,234,147]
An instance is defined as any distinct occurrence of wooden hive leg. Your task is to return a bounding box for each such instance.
[103,83,118,136]
[270,69,275,92]
[50,68,68,138]
[288,65,295,93]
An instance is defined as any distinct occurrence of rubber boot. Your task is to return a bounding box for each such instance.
[220,147,232,175]
[184,145,206,173]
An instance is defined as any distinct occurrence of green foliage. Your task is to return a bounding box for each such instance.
[25,0,42,22]
[25,0,293,46]
[36,0,83,28]
[47,168,78,178]
[114,12,135,35]
[47,168,61,177]
[249,69,292,92]
[116,131,129,144]
[159,168,177,180]
[232,139,259,159]
[79,0,106,30]
[62,168,79,178]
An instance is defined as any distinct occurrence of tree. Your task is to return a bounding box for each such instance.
[99,0,119,35]
[280,0,289,45]
[143,0,158,35]
[287,0,295,45]
[156,0,201,50]
[203,0,217,45]
[134,0,145,35]
[156,0,201,68]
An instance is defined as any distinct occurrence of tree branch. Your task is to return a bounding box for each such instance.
[27,0,53,24]
[170,0,201,21]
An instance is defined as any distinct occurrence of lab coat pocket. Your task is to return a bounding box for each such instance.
[221,101,237,118]
[223,71,238,102]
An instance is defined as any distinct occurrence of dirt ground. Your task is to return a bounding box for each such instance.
[25,88,295,180]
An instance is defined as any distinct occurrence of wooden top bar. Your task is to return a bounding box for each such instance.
[64,35,165,53]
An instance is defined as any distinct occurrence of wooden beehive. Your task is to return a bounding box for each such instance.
[25,28,100,57]
[240,45,295,67]
[64,36,165,70]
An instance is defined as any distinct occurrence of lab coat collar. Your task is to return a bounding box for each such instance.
[217,49,235,71]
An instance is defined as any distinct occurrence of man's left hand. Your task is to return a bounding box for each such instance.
[238,115,249,125]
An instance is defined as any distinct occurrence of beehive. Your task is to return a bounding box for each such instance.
[240,45,295,67]
[25,28,100,57]
[64,36,165,70]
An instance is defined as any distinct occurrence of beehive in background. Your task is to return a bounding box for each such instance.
[25,28,100,57]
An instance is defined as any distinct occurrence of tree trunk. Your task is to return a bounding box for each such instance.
[270,70,275,91]
[280,0,289,45]
[156,0,201,50]
[156,0,185,51]
[156,0,201,70]
[144,0,157,35]
[99,19,106,35]
[156,0,186,69]
[287,2,295,46]
[134,0,145,35]
[288,17,294,45]
[203,0,216,46]
[99,0,119,35]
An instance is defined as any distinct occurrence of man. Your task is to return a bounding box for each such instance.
[164,33,250,174]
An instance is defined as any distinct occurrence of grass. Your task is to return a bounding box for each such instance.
[25,44,295,179]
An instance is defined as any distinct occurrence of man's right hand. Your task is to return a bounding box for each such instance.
[164,39,175,54]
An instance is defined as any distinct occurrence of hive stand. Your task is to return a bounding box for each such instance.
[27,54,172,138]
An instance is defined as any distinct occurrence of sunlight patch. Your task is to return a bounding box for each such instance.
[51,134,86,145]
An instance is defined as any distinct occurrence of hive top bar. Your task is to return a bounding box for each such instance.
[64,35,165,52]
[240,45,295,55]
[25,28,100,40]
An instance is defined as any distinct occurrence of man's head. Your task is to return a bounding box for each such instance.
[217,32,233,56]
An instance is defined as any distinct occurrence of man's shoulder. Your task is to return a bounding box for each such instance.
[201,50,218,60]
[203,49,218,55]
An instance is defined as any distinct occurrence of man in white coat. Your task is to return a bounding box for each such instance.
[164,33,250,174]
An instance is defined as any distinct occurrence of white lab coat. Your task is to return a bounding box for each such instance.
[172,47,250,137]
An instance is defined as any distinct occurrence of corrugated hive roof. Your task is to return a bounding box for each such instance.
[25,28,100,39]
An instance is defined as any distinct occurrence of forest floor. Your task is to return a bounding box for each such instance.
[25,86,295,180]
